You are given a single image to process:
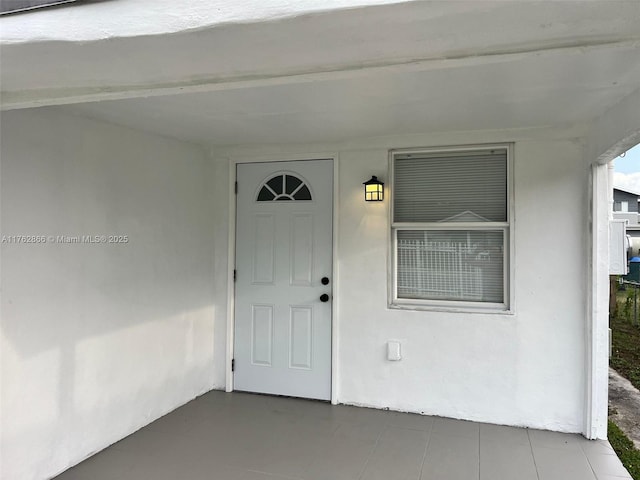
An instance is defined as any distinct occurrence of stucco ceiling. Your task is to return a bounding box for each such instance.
[59,44,640,146]
[2,0,640,147]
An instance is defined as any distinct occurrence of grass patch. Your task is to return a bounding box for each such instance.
[609,420,640,480]
[611,290,640,390]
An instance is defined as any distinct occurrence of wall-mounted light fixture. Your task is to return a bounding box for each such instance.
[363,176,384,202]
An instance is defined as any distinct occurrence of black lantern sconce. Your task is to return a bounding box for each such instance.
[363,176,384,202]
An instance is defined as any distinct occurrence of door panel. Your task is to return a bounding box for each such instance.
[290,214,314,286]
[235,159,333,400]
[251,304,273,366]
[252,214,275,284]
[290,306,313,369]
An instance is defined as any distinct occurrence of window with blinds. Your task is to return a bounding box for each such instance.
[391,146,511,310]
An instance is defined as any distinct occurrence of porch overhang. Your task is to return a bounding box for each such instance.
[2,4,640,477]
[1,0,639,148]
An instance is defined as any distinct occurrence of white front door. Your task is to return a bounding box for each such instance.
[234,159,333,400]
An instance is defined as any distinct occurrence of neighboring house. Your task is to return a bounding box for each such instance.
[614,188,640,247]
[1,2,640,479]
[613,187,640,215]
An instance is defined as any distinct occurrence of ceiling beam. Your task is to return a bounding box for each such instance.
[2,38,638,111]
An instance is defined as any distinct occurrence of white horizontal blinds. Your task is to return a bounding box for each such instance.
[394,149,507,223]
[397,230,504,303]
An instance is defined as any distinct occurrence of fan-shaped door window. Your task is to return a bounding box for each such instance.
[257,173,312,201]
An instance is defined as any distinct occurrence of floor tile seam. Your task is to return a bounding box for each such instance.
[336,420,389,434]
[529,437,585,448]
[477,423,481,480]
[355,416,388,480]
[580,440,613,450]
[431,419,479,428]
[386,423,434,433]
[531,443,586,457]
[382,423,435,435]
[582,449,631,480]
[529,447,603,480]
[428,430,481,441]
[526,428,542,480]
[213,448,317,478]
[583,449,619,458]
[580,441,616,456]
[245,467,305,480]
[479,436,536,448]
[294,413,344,427]
[432,425,480,438]
[530,443,590,455]
[293,431,344,478]
[416,427,434,480]
[592,474,634,480]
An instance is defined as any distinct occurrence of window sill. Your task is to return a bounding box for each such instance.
[388,301,514,315]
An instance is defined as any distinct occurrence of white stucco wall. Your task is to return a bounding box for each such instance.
[0,105,596,480]
[335,140,587,431]
[0,109,222,480]
[216,132,589,434]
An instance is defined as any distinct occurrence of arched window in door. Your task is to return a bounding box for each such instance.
[256,173,312,201]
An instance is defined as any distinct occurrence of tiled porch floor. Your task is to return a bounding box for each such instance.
[55,390,631,480]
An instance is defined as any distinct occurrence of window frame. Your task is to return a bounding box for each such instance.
[388,143,514,314]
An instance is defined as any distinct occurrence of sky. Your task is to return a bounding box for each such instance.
[614,143,640,194]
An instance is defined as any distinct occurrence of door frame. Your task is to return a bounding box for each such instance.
[225,153,340,404]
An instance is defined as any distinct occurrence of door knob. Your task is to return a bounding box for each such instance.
[320,294,330,302]
[321,277,330,285]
